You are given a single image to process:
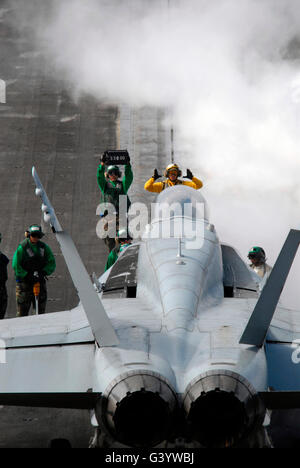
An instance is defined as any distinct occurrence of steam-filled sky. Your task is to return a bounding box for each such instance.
[11,0,300,307]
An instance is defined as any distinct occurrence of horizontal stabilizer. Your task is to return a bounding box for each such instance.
[259,391,300,409]
[0,393,100,409]
[32,166,119,347]
[240,229,300,347]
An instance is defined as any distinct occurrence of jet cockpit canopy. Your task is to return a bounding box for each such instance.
[152,185,209,222]
[142,186,210,241]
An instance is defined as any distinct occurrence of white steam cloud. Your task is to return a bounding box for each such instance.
[14,0,300,306]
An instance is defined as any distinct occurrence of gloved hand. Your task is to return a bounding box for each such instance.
[153,169,162,180]
[101,152,107,164]
[183,169,193,180]
[38,270,46,281]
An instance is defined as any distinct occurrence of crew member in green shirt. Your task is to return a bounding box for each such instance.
[105,229,132,272]
[97,156,133,252]
[12,225,56,316]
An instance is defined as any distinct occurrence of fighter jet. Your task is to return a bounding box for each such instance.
[0,167,299,448]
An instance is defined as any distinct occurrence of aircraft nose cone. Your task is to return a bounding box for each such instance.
[183,370,265,447]
[97,371,177,447]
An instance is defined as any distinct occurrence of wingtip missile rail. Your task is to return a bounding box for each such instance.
[32,166,63,233]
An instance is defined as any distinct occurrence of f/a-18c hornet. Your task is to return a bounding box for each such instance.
[0,167,299,448]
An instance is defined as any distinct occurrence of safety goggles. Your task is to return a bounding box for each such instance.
[108,170,119,176]
[30,232,42,239]
[248,253,259,259]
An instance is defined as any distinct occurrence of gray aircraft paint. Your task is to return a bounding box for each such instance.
[0,172,299,445]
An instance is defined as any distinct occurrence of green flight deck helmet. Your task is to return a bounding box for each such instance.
[248,246,266,263]
[28,225,45,239]
[107,165,121,178]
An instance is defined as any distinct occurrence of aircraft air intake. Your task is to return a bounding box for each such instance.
[183,370,266,448]
[97,371,177,447]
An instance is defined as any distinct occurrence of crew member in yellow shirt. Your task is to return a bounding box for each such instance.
[144,164,203,193]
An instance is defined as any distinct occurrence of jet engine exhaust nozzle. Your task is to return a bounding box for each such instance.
[99,371,177,447]
[183,371,265,447]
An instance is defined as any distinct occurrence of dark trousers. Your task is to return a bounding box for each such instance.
[0,285,7,319]
[102,215,119,253]
[16,281,47,317]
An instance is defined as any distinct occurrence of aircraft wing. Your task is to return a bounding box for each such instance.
[0,308,95,407]
[0,295,158,408]
[0,318,99,408]
[0,307,93,348]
